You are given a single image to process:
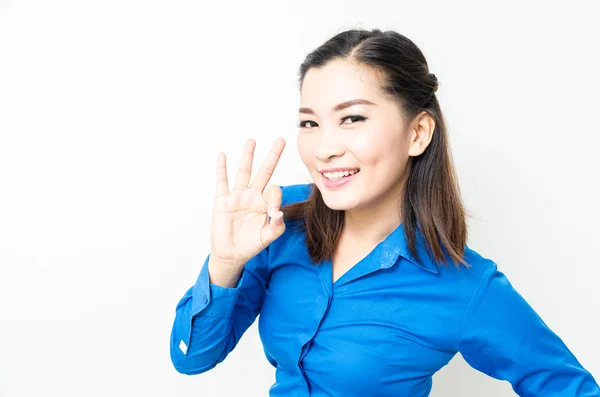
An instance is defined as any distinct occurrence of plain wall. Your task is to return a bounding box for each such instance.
[0,0,598,396]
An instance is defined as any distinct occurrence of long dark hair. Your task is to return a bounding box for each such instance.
[282,28,469,269]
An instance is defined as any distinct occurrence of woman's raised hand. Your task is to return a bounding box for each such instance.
[209,138,287,269]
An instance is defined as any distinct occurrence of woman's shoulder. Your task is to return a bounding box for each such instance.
[435,245,500,290]
[462,245,499,275]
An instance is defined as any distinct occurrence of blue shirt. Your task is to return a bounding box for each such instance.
[170,183,599,396]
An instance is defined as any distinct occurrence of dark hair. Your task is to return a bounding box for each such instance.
[282,28,469,269]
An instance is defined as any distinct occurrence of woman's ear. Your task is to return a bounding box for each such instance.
[408,111,436,157]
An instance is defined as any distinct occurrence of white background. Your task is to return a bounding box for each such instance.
[1,0,599,396]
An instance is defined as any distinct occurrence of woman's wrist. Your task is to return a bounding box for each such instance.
[207,255,245,289]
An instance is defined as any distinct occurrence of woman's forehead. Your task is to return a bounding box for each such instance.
[302,60,380,91]
[300,61,387,111]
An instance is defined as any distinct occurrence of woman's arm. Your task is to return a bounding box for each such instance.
[457,264,599,396]
[169,247,270,375]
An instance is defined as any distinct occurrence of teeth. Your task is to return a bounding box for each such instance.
[322,169,359,180]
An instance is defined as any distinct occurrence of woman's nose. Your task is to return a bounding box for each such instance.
[314,130,345,162]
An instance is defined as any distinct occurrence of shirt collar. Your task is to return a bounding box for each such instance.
[380,222,440,274]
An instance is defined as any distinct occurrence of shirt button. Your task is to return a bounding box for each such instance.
[202,293,208,304]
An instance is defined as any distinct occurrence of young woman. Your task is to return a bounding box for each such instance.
[169,29,599,396]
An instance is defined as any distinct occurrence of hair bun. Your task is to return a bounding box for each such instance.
[430,73,438,93]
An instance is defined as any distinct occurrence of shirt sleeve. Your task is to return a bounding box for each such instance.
[169,246,270,375]
[457,264,600,396]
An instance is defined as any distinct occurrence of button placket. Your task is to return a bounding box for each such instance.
[296,264,334,392]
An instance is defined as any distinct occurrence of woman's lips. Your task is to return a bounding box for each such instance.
[320,170,359,189]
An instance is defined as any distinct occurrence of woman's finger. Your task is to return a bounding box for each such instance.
[263,184,283,217]
[215,152,229,197]
[260,210,285,248]
[234,139,256,191]
[250,137,285,192]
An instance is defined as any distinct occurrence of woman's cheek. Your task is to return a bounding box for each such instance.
[297,135,312,167]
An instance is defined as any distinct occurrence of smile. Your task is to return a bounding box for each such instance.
[320,169,360,189]
[321,169,360,181]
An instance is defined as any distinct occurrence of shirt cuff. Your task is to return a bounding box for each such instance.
[191,254,245,318]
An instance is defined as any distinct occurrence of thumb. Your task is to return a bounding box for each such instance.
[260,210,286,247]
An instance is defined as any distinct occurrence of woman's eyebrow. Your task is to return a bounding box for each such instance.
[299,99,376,115]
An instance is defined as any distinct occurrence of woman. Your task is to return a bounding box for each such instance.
[169,29,599,396]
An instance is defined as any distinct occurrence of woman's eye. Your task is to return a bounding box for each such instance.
[298,120,318,128]
[298,115,366,129]
[341,115,367,124]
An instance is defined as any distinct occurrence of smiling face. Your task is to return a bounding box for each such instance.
[297,59,420,214]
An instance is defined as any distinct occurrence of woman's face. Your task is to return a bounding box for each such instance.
[297,59,426,213]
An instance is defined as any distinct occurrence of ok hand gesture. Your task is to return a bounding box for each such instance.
[209,138,287,270]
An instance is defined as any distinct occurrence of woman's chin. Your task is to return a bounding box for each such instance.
[320,195,360,212]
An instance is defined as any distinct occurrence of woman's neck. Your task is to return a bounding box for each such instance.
[342,196,403,247]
